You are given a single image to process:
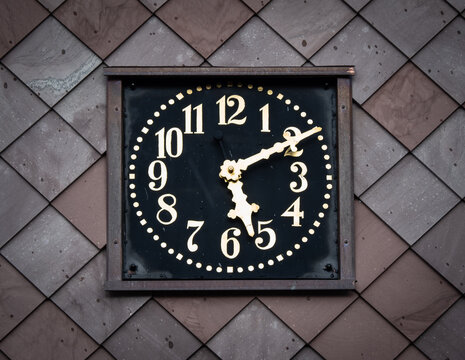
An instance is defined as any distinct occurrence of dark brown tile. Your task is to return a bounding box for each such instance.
[0,255,44,339]
[0,0,48,58]
[2,17,101,107]
[361,155,459,245]
[208,17,306,66]
[353,105,407,196]
[0,301,98,360]
[396,346,429,360]
[0,159,47,247]
[139,0,168,12]
[52,251,149,343]
[363,62,457,150]
[2,111,100,201]
[207,299,305,359]
[414,202,465,293]
[104,300,201,360]
[37,0,66,11]
[293,346,323,360]
[362,250,460,340]
[105,16,203,66]
[155,296,252,343]
[343,0,370,11]
[259,292,358,342]
[54,0,151,59]
[53,157,107,249]
[189,347,220,360]
[354,200,408,292]
[311,299,409,360]
[259,0,354,58]
[242,0,271,12]
[156,0,253,58]
[415,298,465,360]
[86,348,116,360]
[311,16,407,104]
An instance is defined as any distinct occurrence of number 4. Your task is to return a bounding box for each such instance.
[281,197,304,227]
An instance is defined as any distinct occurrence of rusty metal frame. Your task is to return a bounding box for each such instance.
[105,67,355,292]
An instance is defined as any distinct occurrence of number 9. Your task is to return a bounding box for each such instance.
[148,160,167,191]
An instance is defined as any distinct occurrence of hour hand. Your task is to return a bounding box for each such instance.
[226,180,259,237]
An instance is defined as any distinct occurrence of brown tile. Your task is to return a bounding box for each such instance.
[104,300,201,360]
[87,348,116,360]
[414,202,465,293]
[54,66,106,154]
[396,346,429,360]
[0,352,7,360]
[0,0,48,58]
[362,250,460,340]
[353,105,407,196]
[354,200,408,292]
[207,299,305,359]
[259,292,358,342]
[447,0,465,12]
[0,64,48,152]
[311,16,407,104]
[414,109,465,197]
[0,301,98,360]
[343,0,370,11]
[0,255,44,339]
[259,0,354,58]
[53,157,107,249]
[156,0,253,58]
[414,17,465,104]
[2,17,101,107]
[208,17,306,66]
[37,0,66,11]
[52,251,149,343]
[0,159,47,248]
[293,346,323,360]
[415,298,465,359]
[54,0,151,59]
[139,0,168,12]
[361,155,459,245]
[363,63,457,150]
[311,299,408,360]
[105,16,203,66]
[189,347,220,360]
[242,0,271,12]
[155,296,252,343]
[2,111,100,201]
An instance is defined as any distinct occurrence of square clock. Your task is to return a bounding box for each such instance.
[105,67,355,291]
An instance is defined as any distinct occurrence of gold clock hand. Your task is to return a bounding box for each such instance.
[226,180,259,237]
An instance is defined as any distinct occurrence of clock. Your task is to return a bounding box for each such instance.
[105,68,355,291]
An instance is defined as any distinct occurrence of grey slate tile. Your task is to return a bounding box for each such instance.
[189,347,220,360]
[293,346,324,360]
[139,0,168,12]
[86,348,116,360]
[396,346,429,360]
[242,0,271,12]
[36,0,66,11]
[446,0,465,11]
[343,0,370,11]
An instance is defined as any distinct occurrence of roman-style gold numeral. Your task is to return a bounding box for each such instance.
[220,227,241,259]
[217,95,247,125]
[260,103,270,132]
[155,127,183,159]
[156,194,177,225]
[183,104,204,134]
[148,160,168,191]
[186,220,204,252]
[281,197,304,227]
[290,161,308,193]
[255,220,276,250]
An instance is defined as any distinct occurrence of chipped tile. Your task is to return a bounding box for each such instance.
[104,300,201,360]
[242,0,271,12]
[2,111,100,201]
[361,155,459,244]
[139,0,168,12]
[106,16,203,66]
[189,347,220,360]
[396,346,429,360]
[343,0,370,11]
[2,17,101,107]
[208,17,306,66]
[37,0,66,11]
[363,62,457,150]
[293,346,324,360]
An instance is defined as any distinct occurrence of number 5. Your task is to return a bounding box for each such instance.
[255,220,276,250]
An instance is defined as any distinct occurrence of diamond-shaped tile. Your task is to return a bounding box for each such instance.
[87,348,116,360]
[361,0,456,57]
[259,0,354,59]
[259,292,358,342]
[54,0,151,59]
[37,0,66,11]
[104,300,201,360]
[2,17,101,107]
[361,155,459,245]
[363,62,457,150]
[207,299,305,360]
[242,0,271,12]
[343,0,370,11]
[52,157,106,249]
[354,200,408,292]
[311,299,409,360]
[0,0,48,58]
[353,105,407,196]
[155,296,252,343]
[414,17,465,104]
[208,17,306,66]
[189,347,220,360]
[311,16,407,104]
[414,202,465,293]
[139,0,168,12]
[52,251,149,343]
[1,207,98,296]
[156,0,253,58]
[0,64,48,152]
[293,346,323,360]
[447,0,465,11]
[416,298,465,359]
[396,346,429,360]
[414,109,465,197]
[0,255,44,339]
[0,301,98,360]
[105,16,203,66]
[2,111,100,200]
[54,65,106,154]
[0,159,47,247]
[363,250,460,340]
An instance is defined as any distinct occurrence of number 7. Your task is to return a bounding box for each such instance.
[186,220,204,252]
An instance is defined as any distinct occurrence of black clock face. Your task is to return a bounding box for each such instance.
[122,78,339,280]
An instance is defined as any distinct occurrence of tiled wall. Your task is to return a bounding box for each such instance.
[1,0,464,359]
